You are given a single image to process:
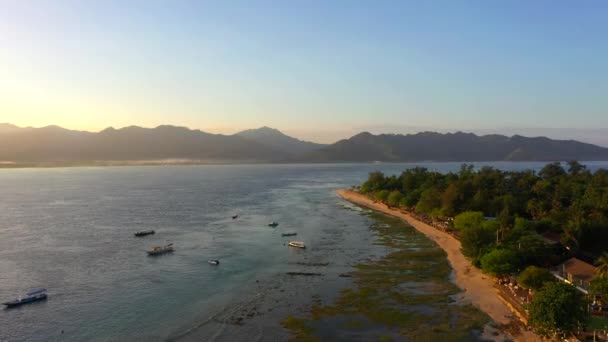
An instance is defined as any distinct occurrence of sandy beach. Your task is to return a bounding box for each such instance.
[336,189,542,341]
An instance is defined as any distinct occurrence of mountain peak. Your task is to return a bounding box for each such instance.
[0,123,21,132]
[349,131,374,139]
[39,125,69,132]
[236,126,326,156]
[238,126,284,136]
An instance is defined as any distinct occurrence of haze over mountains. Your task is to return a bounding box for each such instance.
[1,123,608,166]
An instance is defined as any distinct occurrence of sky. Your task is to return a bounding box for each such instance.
[1,1,607,144]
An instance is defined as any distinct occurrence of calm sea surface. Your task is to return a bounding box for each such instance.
[2,162,607,341]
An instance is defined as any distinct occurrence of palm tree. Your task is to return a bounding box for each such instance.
[560,226,580,253]
[596,252,608,277]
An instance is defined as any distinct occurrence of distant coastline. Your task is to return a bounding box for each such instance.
[335,189,542,341]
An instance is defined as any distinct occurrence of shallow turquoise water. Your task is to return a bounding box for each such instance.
[1,162,607,341]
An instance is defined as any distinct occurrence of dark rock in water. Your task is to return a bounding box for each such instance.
[338,273,353,278]
[286,272,322,276]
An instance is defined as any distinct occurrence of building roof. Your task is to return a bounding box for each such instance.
[561,257,597,281]
[540,231,561,245]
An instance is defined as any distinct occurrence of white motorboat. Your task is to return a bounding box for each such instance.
[288,241,306,249]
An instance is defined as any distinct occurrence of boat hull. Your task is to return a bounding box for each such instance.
[147,249,173,256]
[134,230,155,237]
[3,294,47,308]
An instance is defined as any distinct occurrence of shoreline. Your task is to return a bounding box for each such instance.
[336,189,541,341]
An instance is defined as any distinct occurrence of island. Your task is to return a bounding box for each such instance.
[336,162,608,341]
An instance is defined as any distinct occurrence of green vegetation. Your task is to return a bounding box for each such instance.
[480,249,519,276]
[386,190,403,207]
[596,252,608,276]
[360,162,608,274]
[590,275,608,301]
[453,211,484,231]
[527,282,588,338]
[517,266,555,290]
[360,162,608,338]
[459,220,496,264]
[281,316,319,341]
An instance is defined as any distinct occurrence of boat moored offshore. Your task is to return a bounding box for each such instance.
[134,230,155,237]
[147,243,174,256]
[3,288,48,308]
[288,241,306,249]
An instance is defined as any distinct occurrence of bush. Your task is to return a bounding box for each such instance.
[460,224,496,261]
[403,190,421,207]
[375,190,389,202]
[590,275,608,300]
[415,188,442,214]
[517,266,555,290]
[480,248,519,276]
[387,190,403,207]
[454,211,484,231]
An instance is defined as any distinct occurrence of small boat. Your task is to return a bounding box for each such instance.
[147,243,174,256]
[268,222,279,227]
[208,260,220,265]
[281,232,297,237]
[232,215,239,220]
[134,230,155,237]
[288,241,306,249]
[3,288,48,308]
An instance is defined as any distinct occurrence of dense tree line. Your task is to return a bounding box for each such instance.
[361,162,608,264]
[360,162,608,338]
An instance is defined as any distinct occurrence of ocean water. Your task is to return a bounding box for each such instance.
[1,162,607,342]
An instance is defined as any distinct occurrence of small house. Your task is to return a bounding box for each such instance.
[553,257,597,293]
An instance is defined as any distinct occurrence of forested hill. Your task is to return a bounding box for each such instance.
[2,123,608,166]
[236,126,326,156]
[0,124,285,164]
[301,131,608,162]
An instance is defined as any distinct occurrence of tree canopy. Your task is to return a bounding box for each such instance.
[360,163,608,260]
[453,211,484,231]
[460,223,496,263]
[528,282,588,338]
[590,275,608,301]
[480,249,519,276]
[517,266,555,290]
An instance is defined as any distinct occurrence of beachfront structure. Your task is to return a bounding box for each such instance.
[552,257,597,294]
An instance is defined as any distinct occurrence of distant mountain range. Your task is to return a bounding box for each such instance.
[304,131,608,162]
[1,123,607,166]
[235,126,326,155]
